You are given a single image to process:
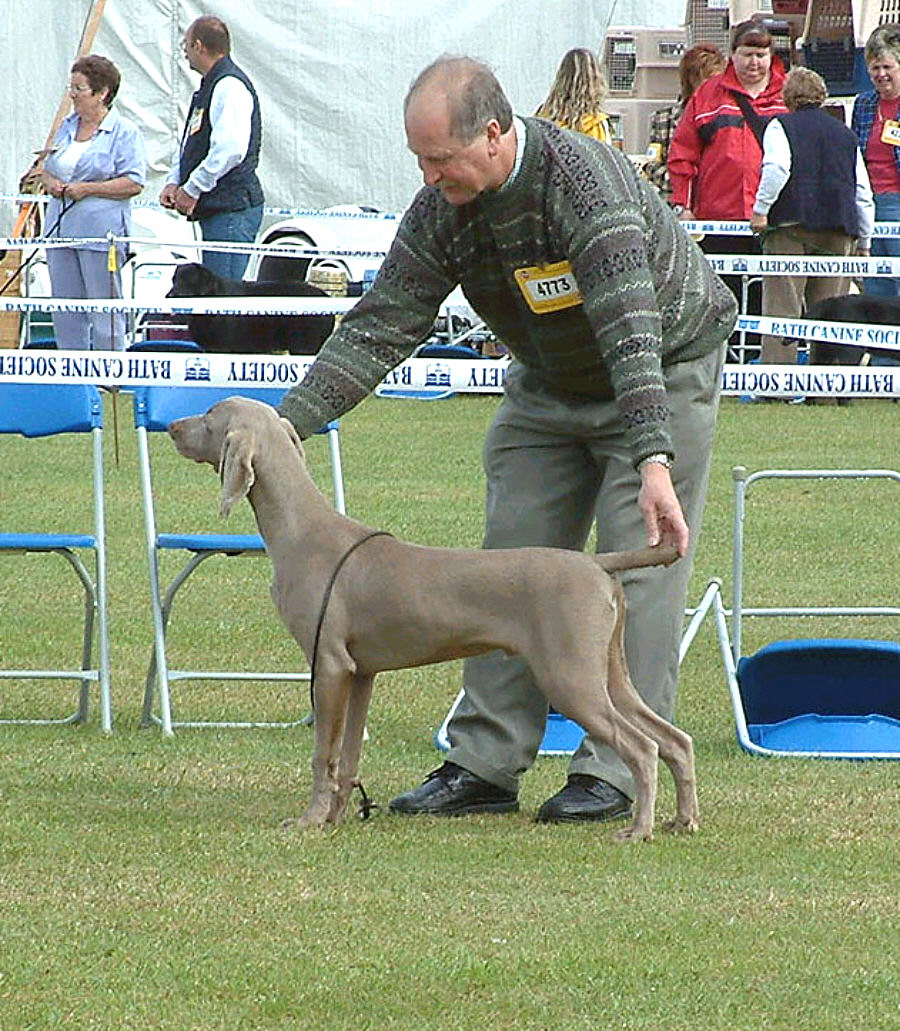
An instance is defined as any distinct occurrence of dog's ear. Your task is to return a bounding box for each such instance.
[218,428,256,517]
[279,416,305,458]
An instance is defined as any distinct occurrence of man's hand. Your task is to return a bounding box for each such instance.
[159,183,178,209]
[749,211,768,234]
[638,462,689,557]
[173,186,198,217]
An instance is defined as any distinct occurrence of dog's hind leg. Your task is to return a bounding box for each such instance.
[573,702,659,843]
[327,672,375,824]
[531,613,660,842]
[606,585,699,834]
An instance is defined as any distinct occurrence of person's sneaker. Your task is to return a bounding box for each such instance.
[535,774,632,823]
[388,761,519,816]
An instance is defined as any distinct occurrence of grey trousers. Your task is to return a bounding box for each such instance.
[46,246,125,351]
[445,347,724,798]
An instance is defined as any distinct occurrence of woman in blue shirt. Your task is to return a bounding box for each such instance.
[41,54,146,350]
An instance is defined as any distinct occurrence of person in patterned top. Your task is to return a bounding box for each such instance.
[643,42,725,201]
[279,56,736,824]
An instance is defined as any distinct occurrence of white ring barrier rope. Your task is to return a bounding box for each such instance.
[705,253,900,276]
[6,195,900,238]
[0,295,356,316]
[0,350,508,393]
[680,219,900,238]
[0,350,898,398]
[0,234,390,261]
[4,234,899,272]
[0,194,403,222]
[738,314,900,351]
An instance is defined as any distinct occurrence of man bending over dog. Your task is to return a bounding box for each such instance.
[279,55,736,824]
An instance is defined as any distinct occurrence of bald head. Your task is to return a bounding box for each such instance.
[405,56,513,145]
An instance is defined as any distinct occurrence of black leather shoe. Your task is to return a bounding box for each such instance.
[389,762,519,816]
[536,775,632,824]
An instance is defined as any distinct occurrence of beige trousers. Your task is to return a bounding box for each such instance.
[761,225,857,364]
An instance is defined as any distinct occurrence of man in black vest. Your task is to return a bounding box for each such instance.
[160,15,264,279]
[750,66,874,364]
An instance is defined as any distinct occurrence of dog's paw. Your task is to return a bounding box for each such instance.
[663,815,699,835]
[280,811,325,831]
[613,823,654,843]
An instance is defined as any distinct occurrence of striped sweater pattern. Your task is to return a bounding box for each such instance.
[280,117,736,463]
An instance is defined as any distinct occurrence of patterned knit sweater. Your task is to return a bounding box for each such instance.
[279,117,736,463]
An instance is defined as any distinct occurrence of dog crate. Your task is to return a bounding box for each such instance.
[773,0,809,12]
[846,0,895,43]
[684,0,730,53]
[802,0,871,94]
[604,27,686,97]
[602,27,686,154]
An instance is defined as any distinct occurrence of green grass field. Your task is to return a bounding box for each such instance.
[1,393,899,1030]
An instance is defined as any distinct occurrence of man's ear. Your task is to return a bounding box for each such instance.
[485,117,503,155]
[218,428,256,517]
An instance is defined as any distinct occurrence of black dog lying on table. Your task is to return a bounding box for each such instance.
[806,294,900,367]
[165,262,335,355]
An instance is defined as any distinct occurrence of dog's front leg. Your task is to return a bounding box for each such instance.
[327,672,375,824]
[282,668,351,831]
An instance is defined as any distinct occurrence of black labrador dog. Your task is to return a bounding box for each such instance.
[806,294,900,367]
[166,262,335,355]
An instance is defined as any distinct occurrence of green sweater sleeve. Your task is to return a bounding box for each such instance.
[278,201,456,437]
[557,147,671,459]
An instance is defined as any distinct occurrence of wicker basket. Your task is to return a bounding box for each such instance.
[0,250,22,348]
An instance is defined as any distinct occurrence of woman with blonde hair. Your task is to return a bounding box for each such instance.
[536,47,612,143]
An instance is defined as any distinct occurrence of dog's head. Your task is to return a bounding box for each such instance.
[167,262,223,298]
[168,397,304,517]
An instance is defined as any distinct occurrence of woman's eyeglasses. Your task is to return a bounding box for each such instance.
[67,83,92,94]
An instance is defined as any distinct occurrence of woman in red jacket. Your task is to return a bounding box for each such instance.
[668,19,787,323]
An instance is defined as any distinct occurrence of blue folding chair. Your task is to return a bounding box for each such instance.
[133,384,345,735]
[721,467,900,758]
[0,382,112,731]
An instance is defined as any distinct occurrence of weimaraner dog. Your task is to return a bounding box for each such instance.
[168,397,700,841]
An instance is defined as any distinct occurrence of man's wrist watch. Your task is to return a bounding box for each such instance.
[638,452,672,471]
[670,204,685,215]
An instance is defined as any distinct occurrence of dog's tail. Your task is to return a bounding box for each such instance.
[593,544,679,574]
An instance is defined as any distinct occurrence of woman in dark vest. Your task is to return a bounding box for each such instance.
[159,15,263,279]
[750,66,874,365]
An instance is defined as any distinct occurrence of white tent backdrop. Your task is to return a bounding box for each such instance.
[3,0,684,220]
